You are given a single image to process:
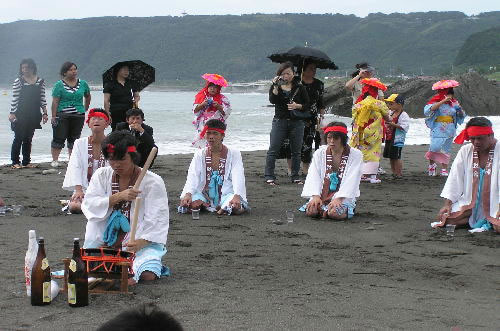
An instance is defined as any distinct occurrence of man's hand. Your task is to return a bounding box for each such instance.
[120,188,141,202]
[287,102,301,110]
[180,193,192,207]
[8,113,16,122]
[438,205,451,223]
[71,190,85,202]
[126,239,150,253]
[327,198,344,215]
[306,196,322,214]
[130,122,144,133]
[228,195,242,210]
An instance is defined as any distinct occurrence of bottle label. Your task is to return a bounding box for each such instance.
[43,281,51,302]
[41,258,49,270]
[68,283,76,304]
[69,259,77,273]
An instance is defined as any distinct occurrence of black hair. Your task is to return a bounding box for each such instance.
[325,121,348,146]
[102,130,140,164]
[351,62,370,78]
[446,88,454,95]
[19,58,37,76]
[60,61,77,77]
[465,117,492,128]
[89,108,109,120]
[276,61,295,76]
[205,119,227,130]
[126,108,145,120]
[97,304,183,331]
[113,63,129,80]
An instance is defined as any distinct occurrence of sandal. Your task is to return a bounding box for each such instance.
[293,179,304,185]
[11,164,22,169]
[266,180,278,186]
[23,163,38,168]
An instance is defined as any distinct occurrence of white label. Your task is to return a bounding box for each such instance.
[41,258,49,270]
[69,259,77,273]
[43,281,51,303]
[68,283,76,304]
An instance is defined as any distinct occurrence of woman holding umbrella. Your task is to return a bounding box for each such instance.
[424,80,465,177]
[104,63,140,131]
[192,74,231,148]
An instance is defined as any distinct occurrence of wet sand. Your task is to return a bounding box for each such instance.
[0,145,498,330]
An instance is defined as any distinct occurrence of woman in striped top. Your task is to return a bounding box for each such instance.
[50,62,91,168]
[8,58,48,169]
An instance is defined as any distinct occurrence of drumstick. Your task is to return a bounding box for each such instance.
[129,147,158,244]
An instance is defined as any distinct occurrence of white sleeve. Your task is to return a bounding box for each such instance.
[82,168,113,222]
[334,149,362,200]
[399,112,410,132]
[221,95,231,119]
[230,150,247,201]
[62,138,86,191]
[139,175,170,244]
[441,146,467,202]
[301,149,323,198]
[180,151,204,198]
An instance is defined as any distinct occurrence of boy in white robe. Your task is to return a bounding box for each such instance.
[434,117,500,233]
[62,108,110,213]
[82,130,170,283]
[180,119,248,215]
[301,121,362,219]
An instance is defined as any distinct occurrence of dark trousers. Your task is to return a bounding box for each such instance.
[111,109,127,131]
[51,114,85,150]
[265,118,305,181]
[11,126,36,166]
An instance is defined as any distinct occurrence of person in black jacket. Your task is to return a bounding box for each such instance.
[115,108,156,167]
[264,61,310,185]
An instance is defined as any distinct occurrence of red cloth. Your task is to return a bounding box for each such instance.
[106,144,137,153]
[355,84,379,104]
[199,125,225,139]
[454,126,494,144]
[323,126,348,134]
[193,82,223,113]
[426,88,456,106]
[86,108,109,124]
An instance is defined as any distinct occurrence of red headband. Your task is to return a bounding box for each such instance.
[106,144,137,154]
[86,108,109,124]
[454,126,494,144]
[199,125,225,139]
[323,126,348,135]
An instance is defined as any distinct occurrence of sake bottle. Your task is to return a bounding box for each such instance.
[67,238,88,307]
[24,230,38,296]
[30,237,51,305]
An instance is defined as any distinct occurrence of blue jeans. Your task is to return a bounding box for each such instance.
[265,118,305,181]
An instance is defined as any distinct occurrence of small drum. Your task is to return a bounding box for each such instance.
[81,248,135,277]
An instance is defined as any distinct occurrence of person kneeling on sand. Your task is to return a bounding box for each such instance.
[62,108,110,214]
[300,121,362,219]
[433,117,500,233]
[82,131,170,284]
[179,119,249,215]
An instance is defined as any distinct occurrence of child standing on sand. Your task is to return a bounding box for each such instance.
[383,94,410,179]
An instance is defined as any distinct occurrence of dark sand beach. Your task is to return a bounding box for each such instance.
[0,145,498,330]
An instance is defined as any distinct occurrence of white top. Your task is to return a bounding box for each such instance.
[441,142,500,219]
[394,111,410,132]
[82,166,170,248]
[301,145,363,202]
[180,147,247,202]
[62,136,109,192]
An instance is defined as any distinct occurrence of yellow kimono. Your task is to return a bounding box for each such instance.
[349,96,389,174]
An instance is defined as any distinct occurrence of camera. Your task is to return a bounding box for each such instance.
[206,97,213,107]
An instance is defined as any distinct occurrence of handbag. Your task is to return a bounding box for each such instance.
[288,86,312,120]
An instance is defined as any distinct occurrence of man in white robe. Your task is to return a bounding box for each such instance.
[180,119,248,215]
[435,117,500,233]
[62,108,110,213]
[82,130,170,283]
[301,122,362,219]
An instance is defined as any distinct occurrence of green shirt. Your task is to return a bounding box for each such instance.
[52,79,90,115]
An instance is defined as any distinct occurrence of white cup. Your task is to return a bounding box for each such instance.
[192,209,200,220]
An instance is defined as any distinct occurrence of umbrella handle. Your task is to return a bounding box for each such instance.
[133,101,138,109]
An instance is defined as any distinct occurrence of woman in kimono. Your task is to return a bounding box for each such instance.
[62,108,110,213]
[180,119,248,215]
[301,122,362,219]
[82,130,170,284]
[424,81,465,177]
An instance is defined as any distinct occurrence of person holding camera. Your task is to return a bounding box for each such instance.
[345,62,384,104]
[115,108,156,168]
[192,80,231,148]
[264,61,310,185]
[424,83,465,177]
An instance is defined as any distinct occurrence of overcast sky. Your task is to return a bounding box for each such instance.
[0,0,498,23]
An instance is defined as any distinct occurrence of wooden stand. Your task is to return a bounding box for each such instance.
[63,258,132,294]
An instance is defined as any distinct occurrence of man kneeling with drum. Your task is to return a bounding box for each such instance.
[82,131,170,284]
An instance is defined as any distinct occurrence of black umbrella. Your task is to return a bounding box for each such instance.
[102,60,155,92]
[268,46,338,70]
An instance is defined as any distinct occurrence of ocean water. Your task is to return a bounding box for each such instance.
[1,90,499,165]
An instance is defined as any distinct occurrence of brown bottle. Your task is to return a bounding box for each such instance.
[30,237,51,306]
[67,238,88,307]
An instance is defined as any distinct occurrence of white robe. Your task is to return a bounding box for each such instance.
[62,137,109,193]
[180,147,247,208]
[301,146,363,203]
[441,142,500,219]
[82,166,170,248]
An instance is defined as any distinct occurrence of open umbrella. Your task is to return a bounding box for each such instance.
[202,73,228,87]
[268,46,338,70]
[361,78,387,91]
[102,60,155,92]
[432,80,459,90]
